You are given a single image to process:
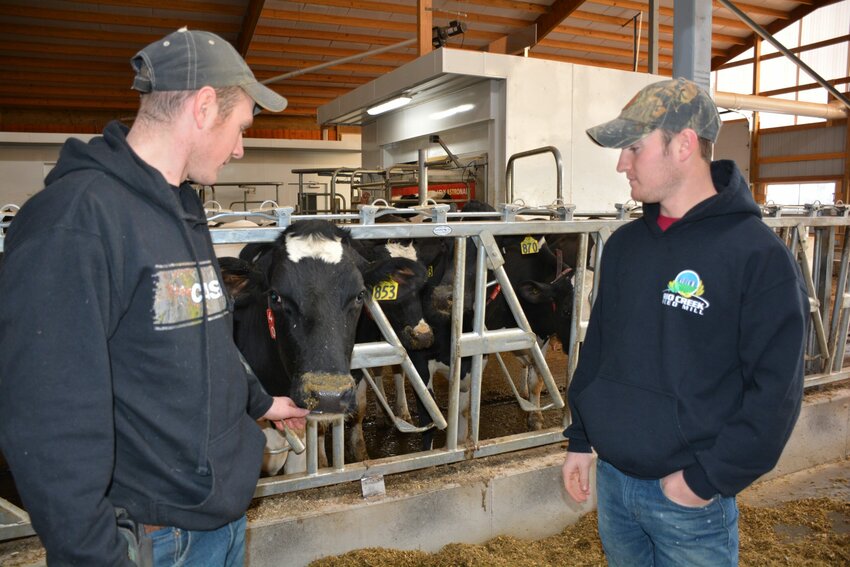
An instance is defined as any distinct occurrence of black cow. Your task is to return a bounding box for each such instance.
[484,233,575,429]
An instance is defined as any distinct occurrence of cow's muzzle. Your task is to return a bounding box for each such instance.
[295,372,357,414]
[403,319,434,350]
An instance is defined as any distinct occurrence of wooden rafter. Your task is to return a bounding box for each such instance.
[236,0,265,56]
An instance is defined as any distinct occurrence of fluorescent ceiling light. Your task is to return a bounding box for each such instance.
[429,103,475,120]
[367,96,412,116]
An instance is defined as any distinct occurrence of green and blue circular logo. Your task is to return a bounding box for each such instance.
[668,269,704,298]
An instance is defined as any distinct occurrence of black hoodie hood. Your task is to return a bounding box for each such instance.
[641,159,761,233]
[46,120,203,223]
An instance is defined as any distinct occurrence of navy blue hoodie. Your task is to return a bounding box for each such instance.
[0,122,273,565]
[564,160,807,499]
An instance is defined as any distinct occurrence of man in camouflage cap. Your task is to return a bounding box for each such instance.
[562,77,807,566]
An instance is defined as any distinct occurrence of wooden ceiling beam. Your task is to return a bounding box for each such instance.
[535,0,586,42]
[236,0,265,56]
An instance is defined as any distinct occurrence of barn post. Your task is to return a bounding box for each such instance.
[672,0,712,89]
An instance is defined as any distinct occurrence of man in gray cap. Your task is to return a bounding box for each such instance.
[0,28,308,566]
[561,77,807,566]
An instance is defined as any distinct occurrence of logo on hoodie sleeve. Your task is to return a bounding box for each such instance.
[661,269,710,316]
[152,261,228,330]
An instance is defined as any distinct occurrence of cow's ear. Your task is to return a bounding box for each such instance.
[517,280,555,304]
[218,257,258,300]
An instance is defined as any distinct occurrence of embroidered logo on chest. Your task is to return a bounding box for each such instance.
[661,269,710,316]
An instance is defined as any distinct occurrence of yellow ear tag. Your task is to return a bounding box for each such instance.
[427,264,434,278]
[520,236,539,255]
[372,279,399,301]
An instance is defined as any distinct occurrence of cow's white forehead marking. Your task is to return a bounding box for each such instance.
[385,241,417,261]
[285,234,344,264]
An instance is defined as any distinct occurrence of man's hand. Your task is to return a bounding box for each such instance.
[660,470,713,507]
[562,451,594,503]
[263,396,309,432]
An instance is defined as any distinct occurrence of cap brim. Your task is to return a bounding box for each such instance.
[586,118,653,149]
[243,81,288,113]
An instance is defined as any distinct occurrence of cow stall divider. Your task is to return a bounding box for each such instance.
[2,201,850,542]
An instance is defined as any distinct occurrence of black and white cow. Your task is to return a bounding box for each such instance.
[221,220,431,472]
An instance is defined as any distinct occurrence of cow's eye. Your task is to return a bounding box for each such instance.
[355,289,366,304]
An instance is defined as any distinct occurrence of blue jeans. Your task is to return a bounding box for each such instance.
[595,459,738,567]
[148,515,246,567]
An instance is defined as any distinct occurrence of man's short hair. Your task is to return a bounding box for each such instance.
[586,77,721,150]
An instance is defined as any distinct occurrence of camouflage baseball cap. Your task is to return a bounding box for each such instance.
[586,77,720,148]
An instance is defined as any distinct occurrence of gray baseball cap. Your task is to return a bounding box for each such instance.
[131,28,287,114]
[586,77,720,149]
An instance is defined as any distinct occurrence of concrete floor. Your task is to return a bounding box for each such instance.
[739,456,850,507]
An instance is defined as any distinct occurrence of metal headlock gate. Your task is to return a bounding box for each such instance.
[2,201,850,542]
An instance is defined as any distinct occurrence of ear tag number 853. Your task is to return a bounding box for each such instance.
[521,236,539,255]
[372,279,399,301]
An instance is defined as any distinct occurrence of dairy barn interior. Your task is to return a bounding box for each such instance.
[2,1,850,566]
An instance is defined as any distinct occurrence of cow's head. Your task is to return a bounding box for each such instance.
[361,246,433,350]
[254,220,365,414]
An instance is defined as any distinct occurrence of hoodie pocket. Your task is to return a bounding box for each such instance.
[575,375,692,477]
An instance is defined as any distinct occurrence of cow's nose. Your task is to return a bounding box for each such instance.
[404,319,434,350]
[296,372,357,414]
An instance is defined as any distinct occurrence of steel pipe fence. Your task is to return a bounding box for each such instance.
[2,202,849,542]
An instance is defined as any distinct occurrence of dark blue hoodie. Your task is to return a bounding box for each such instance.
[564,160,807,499]
[0,122,273,565]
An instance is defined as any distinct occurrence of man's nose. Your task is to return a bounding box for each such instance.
[616,150,629,173]
[232,134,245,160]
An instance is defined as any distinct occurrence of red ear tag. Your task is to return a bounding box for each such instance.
[266,307,277,340]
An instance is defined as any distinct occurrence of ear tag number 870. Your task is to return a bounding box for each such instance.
[372,279,399,301]
[521,236,539,255]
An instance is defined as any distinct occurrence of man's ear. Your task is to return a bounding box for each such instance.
[192,86,218,129]
[677,128,700,162]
